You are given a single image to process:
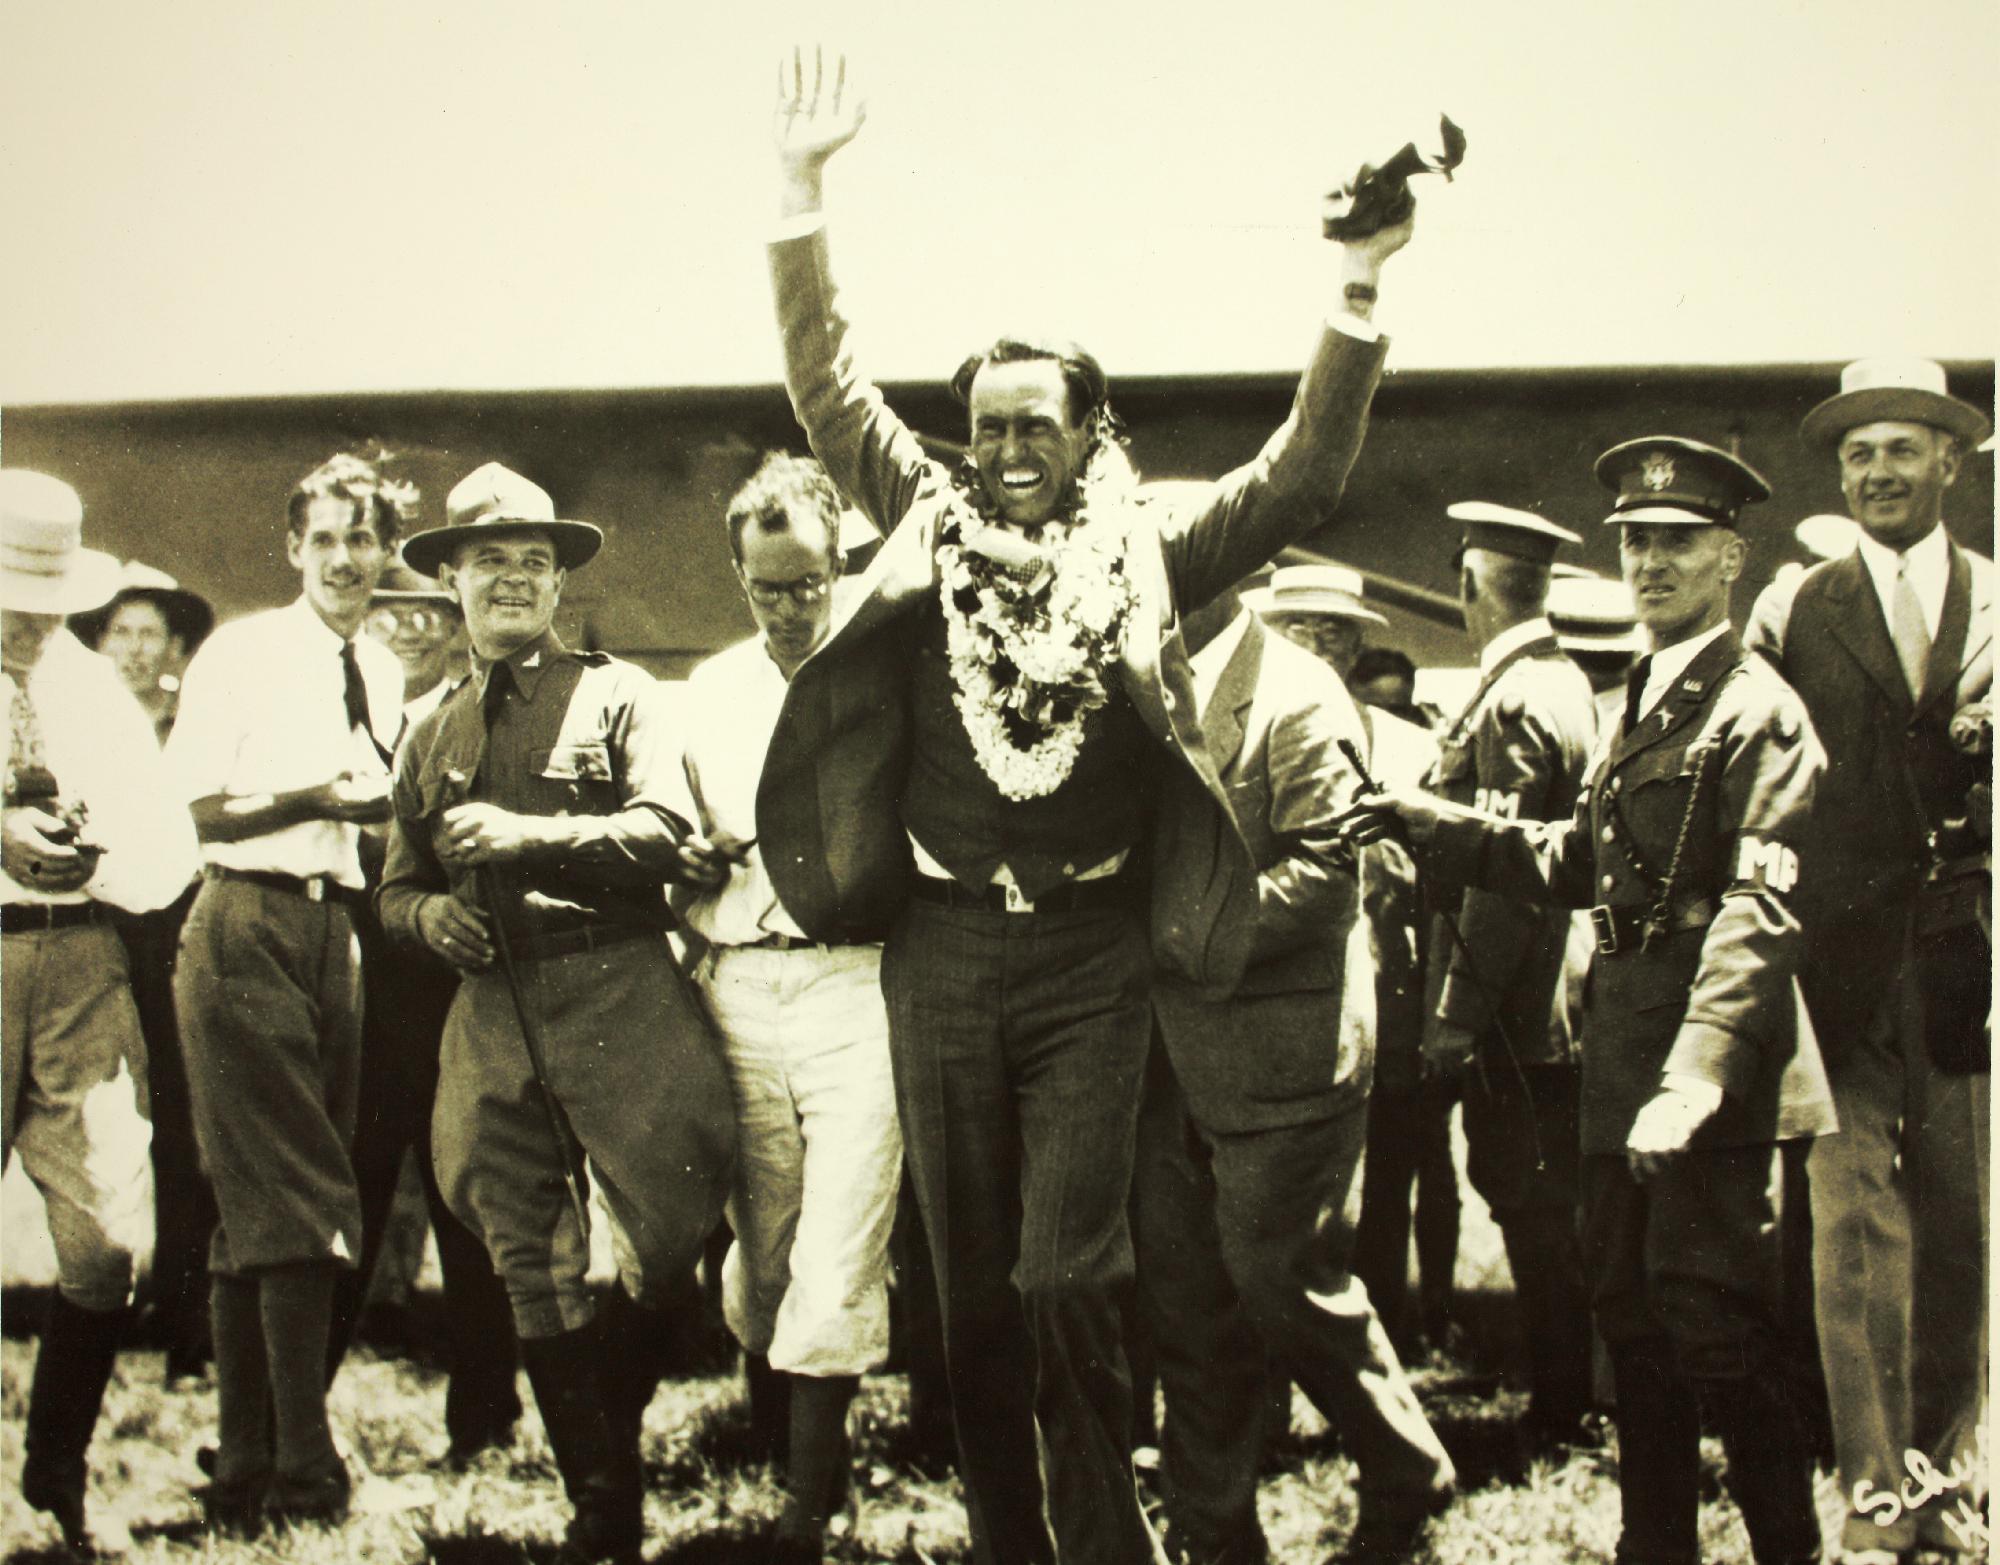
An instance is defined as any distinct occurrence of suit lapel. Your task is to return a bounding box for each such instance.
[1199,617,1264,776]
[807,502,942,665]
[1916,541,1976,716]
[1610,629,1739,765]
[1822,551,1912,711]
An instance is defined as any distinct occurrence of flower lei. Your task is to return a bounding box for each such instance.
[936,465,1137,801]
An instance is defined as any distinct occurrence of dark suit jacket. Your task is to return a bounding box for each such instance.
[1745,539,1993,1070]
[1151,619,1373,1132]
[1430,629,1836,1154]
[756,225,1389,991]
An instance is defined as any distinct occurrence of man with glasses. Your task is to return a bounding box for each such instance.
[674,453,903,1560]
[324,561,522,1467]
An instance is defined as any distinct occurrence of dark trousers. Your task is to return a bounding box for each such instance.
[327,912,519,1452]
[1582,1148,1821,1565]
[882,898,1157,1565]
[1133,1041,1451,1560]
[117,887,215,1371]
[1352,1075,1460,1349]
[1461,1062,1591,1437]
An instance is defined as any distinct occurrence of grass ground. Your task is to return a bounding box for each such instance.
[0,1282,1866,1565]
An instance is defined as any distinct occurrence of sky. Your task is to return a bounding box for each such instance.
[1,0,1994,403]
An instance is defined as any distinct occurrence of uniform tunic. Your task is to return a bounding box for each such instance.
[378,630,734,1339]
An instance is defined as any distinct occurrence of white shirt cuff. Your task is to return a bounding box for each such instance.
[1323,308,1381,343]
[1660,1072,1726,1114]
[771,211,828,243]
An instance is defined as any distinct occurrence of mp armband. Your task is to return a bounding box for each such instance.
[1732,835,1800,896]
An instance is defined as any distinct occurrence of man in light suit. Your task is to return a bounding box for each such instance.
[1134,588,1454,1565]
[1746,358,1992,1564]
[756,51,1421,1564]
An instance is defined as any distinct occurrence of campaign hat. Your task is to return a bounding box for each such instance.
[399,463,603,576]
[1594,436,1771,528]
[1799,358,1991,451]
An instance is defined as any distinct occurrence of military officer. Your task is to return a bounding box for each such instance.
[1421,503,1597,1457]
[1340,437,1837,1565]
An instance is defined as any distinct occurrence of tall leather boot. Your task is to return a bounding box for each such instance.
[1499,1208,1593,1452]
[1607,1342,1702,1565]
[1698,1371,1824,1565]
[521,1325,643,1565]
[22,1297,127,1553]
[744,1351,792,1465]
[595,1287,671,1463]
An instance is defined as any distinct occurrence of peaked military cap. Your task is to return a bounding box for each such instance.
[1594,436,1771,528]
[1449,501,1580,565]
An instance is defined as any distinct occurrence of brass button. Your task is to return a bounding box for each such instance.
[1601,874,1616,893]
[1610,777,1623,794]
[1601,826,1615,844]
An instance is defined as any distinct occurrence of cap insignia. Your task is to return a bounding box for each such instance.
[1641,453,1675,492]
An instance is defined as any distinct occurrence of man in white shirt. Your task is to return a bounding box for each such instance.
[676,453,903,1560]
[166,450,407,1530]
[1746,359,1993,1564]
[3,469,199,1554]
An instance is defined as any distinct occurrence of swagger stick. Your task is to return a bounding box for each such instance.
[478,863,594,1245]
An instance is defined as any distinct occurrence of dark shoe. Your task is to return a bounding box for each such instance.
[1340,1482,1454,1563]
[266,1456,351,1527]
[197,1478,267,1538]
[437,1422,518,1472]
[523,1326,642,1562]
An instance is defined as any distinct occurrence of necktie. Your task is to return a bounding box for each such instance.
[341,642,395,769]
[9,680,47,774]
[1622,655,1654,735]
[1890,557,1931,700]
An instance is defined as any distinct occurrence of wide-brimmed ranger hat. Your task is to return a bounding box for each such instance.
[1241,563,1387,626]
[1,470,120,616]
[399,462,603,577]
[1594,437,1771,528]
[69,560,215,650]
[1800,358,1992,452]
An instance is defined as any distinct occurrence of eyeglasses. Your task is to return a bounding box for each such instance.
[740,572,831,607]
[366,605,451,636]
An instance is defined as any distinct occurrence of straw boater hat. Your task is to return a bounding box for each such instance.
[0,470,119,616]
[68,560,215,651]
[1241,563,1387,627]
[1546,572,1644,656]
[1799,358,1993,451]
[1793,514,1861,562]
[399,462,603,577]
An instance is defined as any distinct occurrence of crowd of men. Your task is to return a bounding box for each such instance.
[2,51,1991,1565]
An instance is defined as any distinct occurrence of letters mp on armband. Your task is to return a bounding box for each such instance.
[1474,787,1521,820]
[1734,835,1800,895]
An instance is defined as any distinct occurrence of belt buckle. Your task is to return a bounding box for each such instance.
[304,877,326,903]
[1003,883,1033,914]
[1589,905,1618,955]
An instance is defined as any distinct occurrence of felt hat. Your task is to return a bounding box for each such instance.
[399,462,603,576]
[1799,358,1991,451]
[1241,563,1386,626]
[68,560,215,650]
[1594,436,1772,528]
[0,470,119,615]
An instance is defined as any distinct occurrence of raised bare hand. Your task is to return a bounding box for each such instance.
[773,45,866,173]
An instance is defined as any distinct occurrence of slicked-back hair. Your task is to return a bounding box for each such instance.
[949,336,1127,459]
[725,451,845,568]
[286,448,418,547]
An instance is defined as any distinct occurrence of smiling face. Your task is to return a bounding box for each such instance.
[287,495,389,637]
[968,359,1094,528]
[1619,522,1745,648]
[1838,420,1961,552]
[366,599,460,699]
[439,531,565,660]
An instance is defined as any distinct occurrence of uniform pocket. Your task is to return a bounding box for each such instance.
[532,742,615,783]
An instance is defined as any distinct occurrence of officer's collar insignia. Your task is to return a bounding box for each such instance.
[1658,708,1673,727]
[1681,679,1704,693]
[1641,453,1675,491]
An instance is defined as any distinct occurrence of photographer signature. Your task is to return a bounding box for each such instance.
[1853,1438,1988,1551]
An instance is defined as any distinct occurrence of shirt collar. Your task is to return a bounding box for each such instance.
[1855,518,1950,598]
[286,593,356,653]
[477,628,567,703]
[1643,619,1731,704]
[1479,616,1555,674]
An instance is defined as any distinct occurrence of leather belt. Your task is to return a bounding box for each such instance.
[503,923,655,964]
[0,901,109,933]
[909,872,1131,916]
[204,866,358,905]
[1589,897,1717,957]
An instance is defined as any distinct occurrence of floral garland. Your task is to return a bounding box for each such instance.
[936,466,1137,801]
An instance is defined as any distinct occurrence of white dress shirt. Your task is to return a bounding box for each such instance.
[1189,609,1252,716]
[2,629,198,913]
[1636,620,1732,722]
[165,596,402,888]
[1480,616,1556,675]
[679,635,811,946]
[1855,519,1950,643]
